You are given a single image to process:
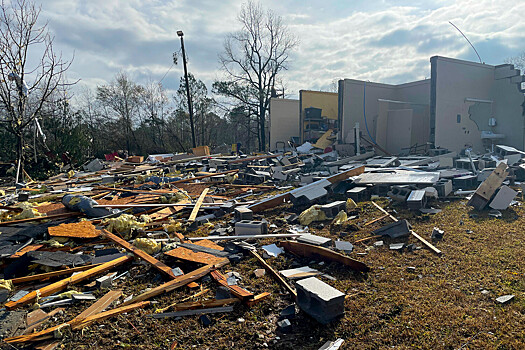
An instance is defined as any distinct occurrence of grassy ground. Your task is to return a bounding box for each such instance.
[4,197,525,350]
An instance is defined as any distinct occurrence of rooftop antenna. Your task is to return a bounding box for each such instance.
[449,21,483,63]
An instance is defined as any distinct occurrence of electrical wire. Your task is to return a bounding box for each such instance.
[362,81,377,144]
[159,63,175,84]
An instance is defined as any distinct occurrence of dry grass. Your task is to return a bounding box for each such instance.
[4,197,525,350]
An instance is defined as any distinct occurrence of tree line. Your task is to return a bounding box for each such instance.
[0,0,297,179]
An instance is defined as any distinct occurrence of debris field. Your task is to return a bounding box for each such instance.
[1,146,525,349]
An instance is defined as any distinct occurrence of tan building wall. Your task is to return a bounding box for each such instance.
[269,98,300,151]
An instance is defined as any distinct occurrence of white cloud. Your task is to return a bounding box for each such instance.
[30,0,525,100]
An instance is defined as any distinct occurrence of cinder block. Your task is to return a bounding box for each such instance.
[434,179,452,197]
[321,201,346,218]
[407,190,427,210]
[234,207,253,221]
[452,175,478,190]
[234,220,268,235]
[295,277,344,324]
[346,187,369,202]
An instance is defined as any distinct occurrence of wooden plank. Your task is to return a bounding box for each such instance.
[169,298,239,312]
[249,250,297,299]
[467,162,509,209]
[71,301,150,330]
[102,229,175,279]
[4,300,147,345]
[25,309,48,328]
[278,241,370,272]
[371,201,442,256]
[74,290,123,321]
[0,212,81,226]
[193,239,224,251]
[122,260,228,306]
[9,244,44,258]
[5,255,132,310]
[362,214,389,227]
[210,270,254,301]
[188,188,209,222]
[11,263,102,285]
[245,292,271,307]
[169,169,239,184]
[164,247,228,265]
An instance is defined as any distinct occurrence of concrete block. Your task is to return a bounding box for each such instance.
[387,185,412,202]
[489,185,517,210]
[234,207,253,221]
[295,277,345,324]
[234,220,268,235]
[346,187,369,202]
[452,175,478,190]
[321,201,346,218]
[297,234,332,247]
[434,179,452,197]
[407,190,427,210]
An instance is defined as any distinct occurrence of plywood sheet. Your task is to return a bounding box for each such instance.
[48,221,100,239]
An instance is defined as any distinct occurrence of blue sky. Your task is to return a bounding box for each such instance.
[38,0,525,99]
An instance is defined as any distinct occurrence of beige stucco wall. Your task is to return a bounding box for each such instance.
[269,98,300,151]
[338,79,430,152]
[432,56,525,152]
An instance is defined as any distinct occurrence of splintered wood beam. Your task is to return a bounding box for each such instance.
[71,301,150,330]
[122,260,229,306]
[249,250,296,299]
[278,241,370,272]
[245,292,271,307]
[362,214,390,226]
[4,255,132,310]
[74,290,123,321]
[169,169,239,184]
[168,297,239,312]
[371,201,442,256]
[0,212,81,226]
[11,263,102,285]
[7,290,123,343]
[188,188,209,222]
[210,270,254,301]
[102,229,175,279]
[4,297,147,345]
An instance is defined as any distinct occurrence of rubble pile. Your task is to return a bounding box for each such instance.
[0,144,524,349]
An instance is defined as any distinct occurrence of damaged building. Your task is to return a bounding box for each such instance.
[270,56,525,154]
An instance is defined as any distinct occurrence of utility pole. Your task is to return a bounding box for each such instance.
[177,30,197,149]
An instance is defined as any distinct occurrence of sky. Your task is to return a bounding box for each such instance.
[35,0,525,99]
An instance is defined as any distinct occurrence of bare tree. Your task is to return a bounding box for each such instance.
[506,51,525,71]
[0,0,73,181]
[216,1,297,151]
[97,72,144,154]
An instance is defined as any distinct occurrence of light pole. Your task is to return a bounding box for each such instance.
[177,30,197,149]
